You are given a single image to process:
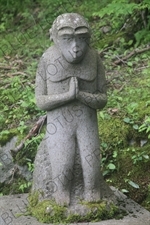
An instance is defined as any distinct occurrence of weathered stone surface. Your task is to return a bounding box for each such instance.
[0,190,150,225]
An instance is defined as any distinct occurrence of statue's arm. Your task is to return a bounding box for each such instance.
[35,58,76,111]
[77,56,107,110]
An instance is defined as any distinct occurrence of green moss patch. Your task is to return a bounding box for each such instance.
[99,116,130,149]
[28,192,67,223]
[27,192,126,223]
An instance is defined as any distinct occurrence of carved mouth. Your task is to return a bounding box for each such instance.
[71,51,83,59]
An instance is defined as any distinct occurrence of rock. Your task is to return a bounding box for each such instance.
[0,137,32,192]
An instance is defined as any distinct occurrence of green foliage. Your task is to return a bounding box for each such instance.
[98,51,150,207]
[107,143,150,205]
[125,179,139,189]
[94,1,138,19]
[27,161,34,173]
[139,116,150,139]
[19,181,32,193]
[0,0,34,32]
[0,75,40,132]
[14,133,44,166]
[142,184,150,211]
[0,129,18,146]
[0,177,31,195]
[93,0,150,46]
[130,147,149,165]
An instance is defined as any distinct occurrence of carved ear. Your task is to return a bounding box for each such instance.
[49,28,53,41]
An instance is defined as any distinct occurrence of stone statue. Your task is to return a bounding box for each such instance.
[33,13,113,208]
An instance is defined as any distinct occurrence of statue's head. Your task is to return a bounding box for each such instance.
[50,13,91,64]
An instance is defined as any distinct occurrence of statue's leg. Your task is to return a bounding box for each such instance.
[46,128,75,206]
[76,117,101,202]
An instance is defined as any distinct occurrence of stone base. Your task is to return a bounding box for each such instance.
[0,187,150,225]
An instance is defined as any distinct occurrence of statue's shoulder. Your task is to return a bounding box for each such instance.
[86,48,99,61]
[40,45,59,62]
[89,48,97,54]
[88,48,104,66]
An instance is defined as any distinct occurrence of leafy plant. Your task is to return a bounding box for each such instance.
[125,179,140,189]
[129,148,149,164]
[27,160,34,173]
[19,181,32,193]
[18,121,28,135]
[138,116,150,139]
[93,0,150,46]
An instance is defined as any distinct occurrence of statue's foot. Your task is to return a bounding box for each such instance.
[84,190,101,202]
[54,191,70,206]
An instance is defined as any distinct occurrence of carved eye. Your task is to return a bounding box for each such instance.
[63,37,73,41]
[68,37,73,41]
[79,37,87,41]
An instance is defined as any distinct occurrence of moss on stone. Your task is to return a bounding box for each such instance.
[80,200,125,221]
[27,192,125,223]
[28,191,41,207]
[98,116,130,150]
[28,192,66,223]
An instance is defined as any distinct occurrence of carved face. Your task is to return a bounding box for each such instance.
[57,27,90,64]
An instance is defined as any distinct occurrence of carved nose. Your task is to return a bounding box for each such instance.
[72,46,80,53]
